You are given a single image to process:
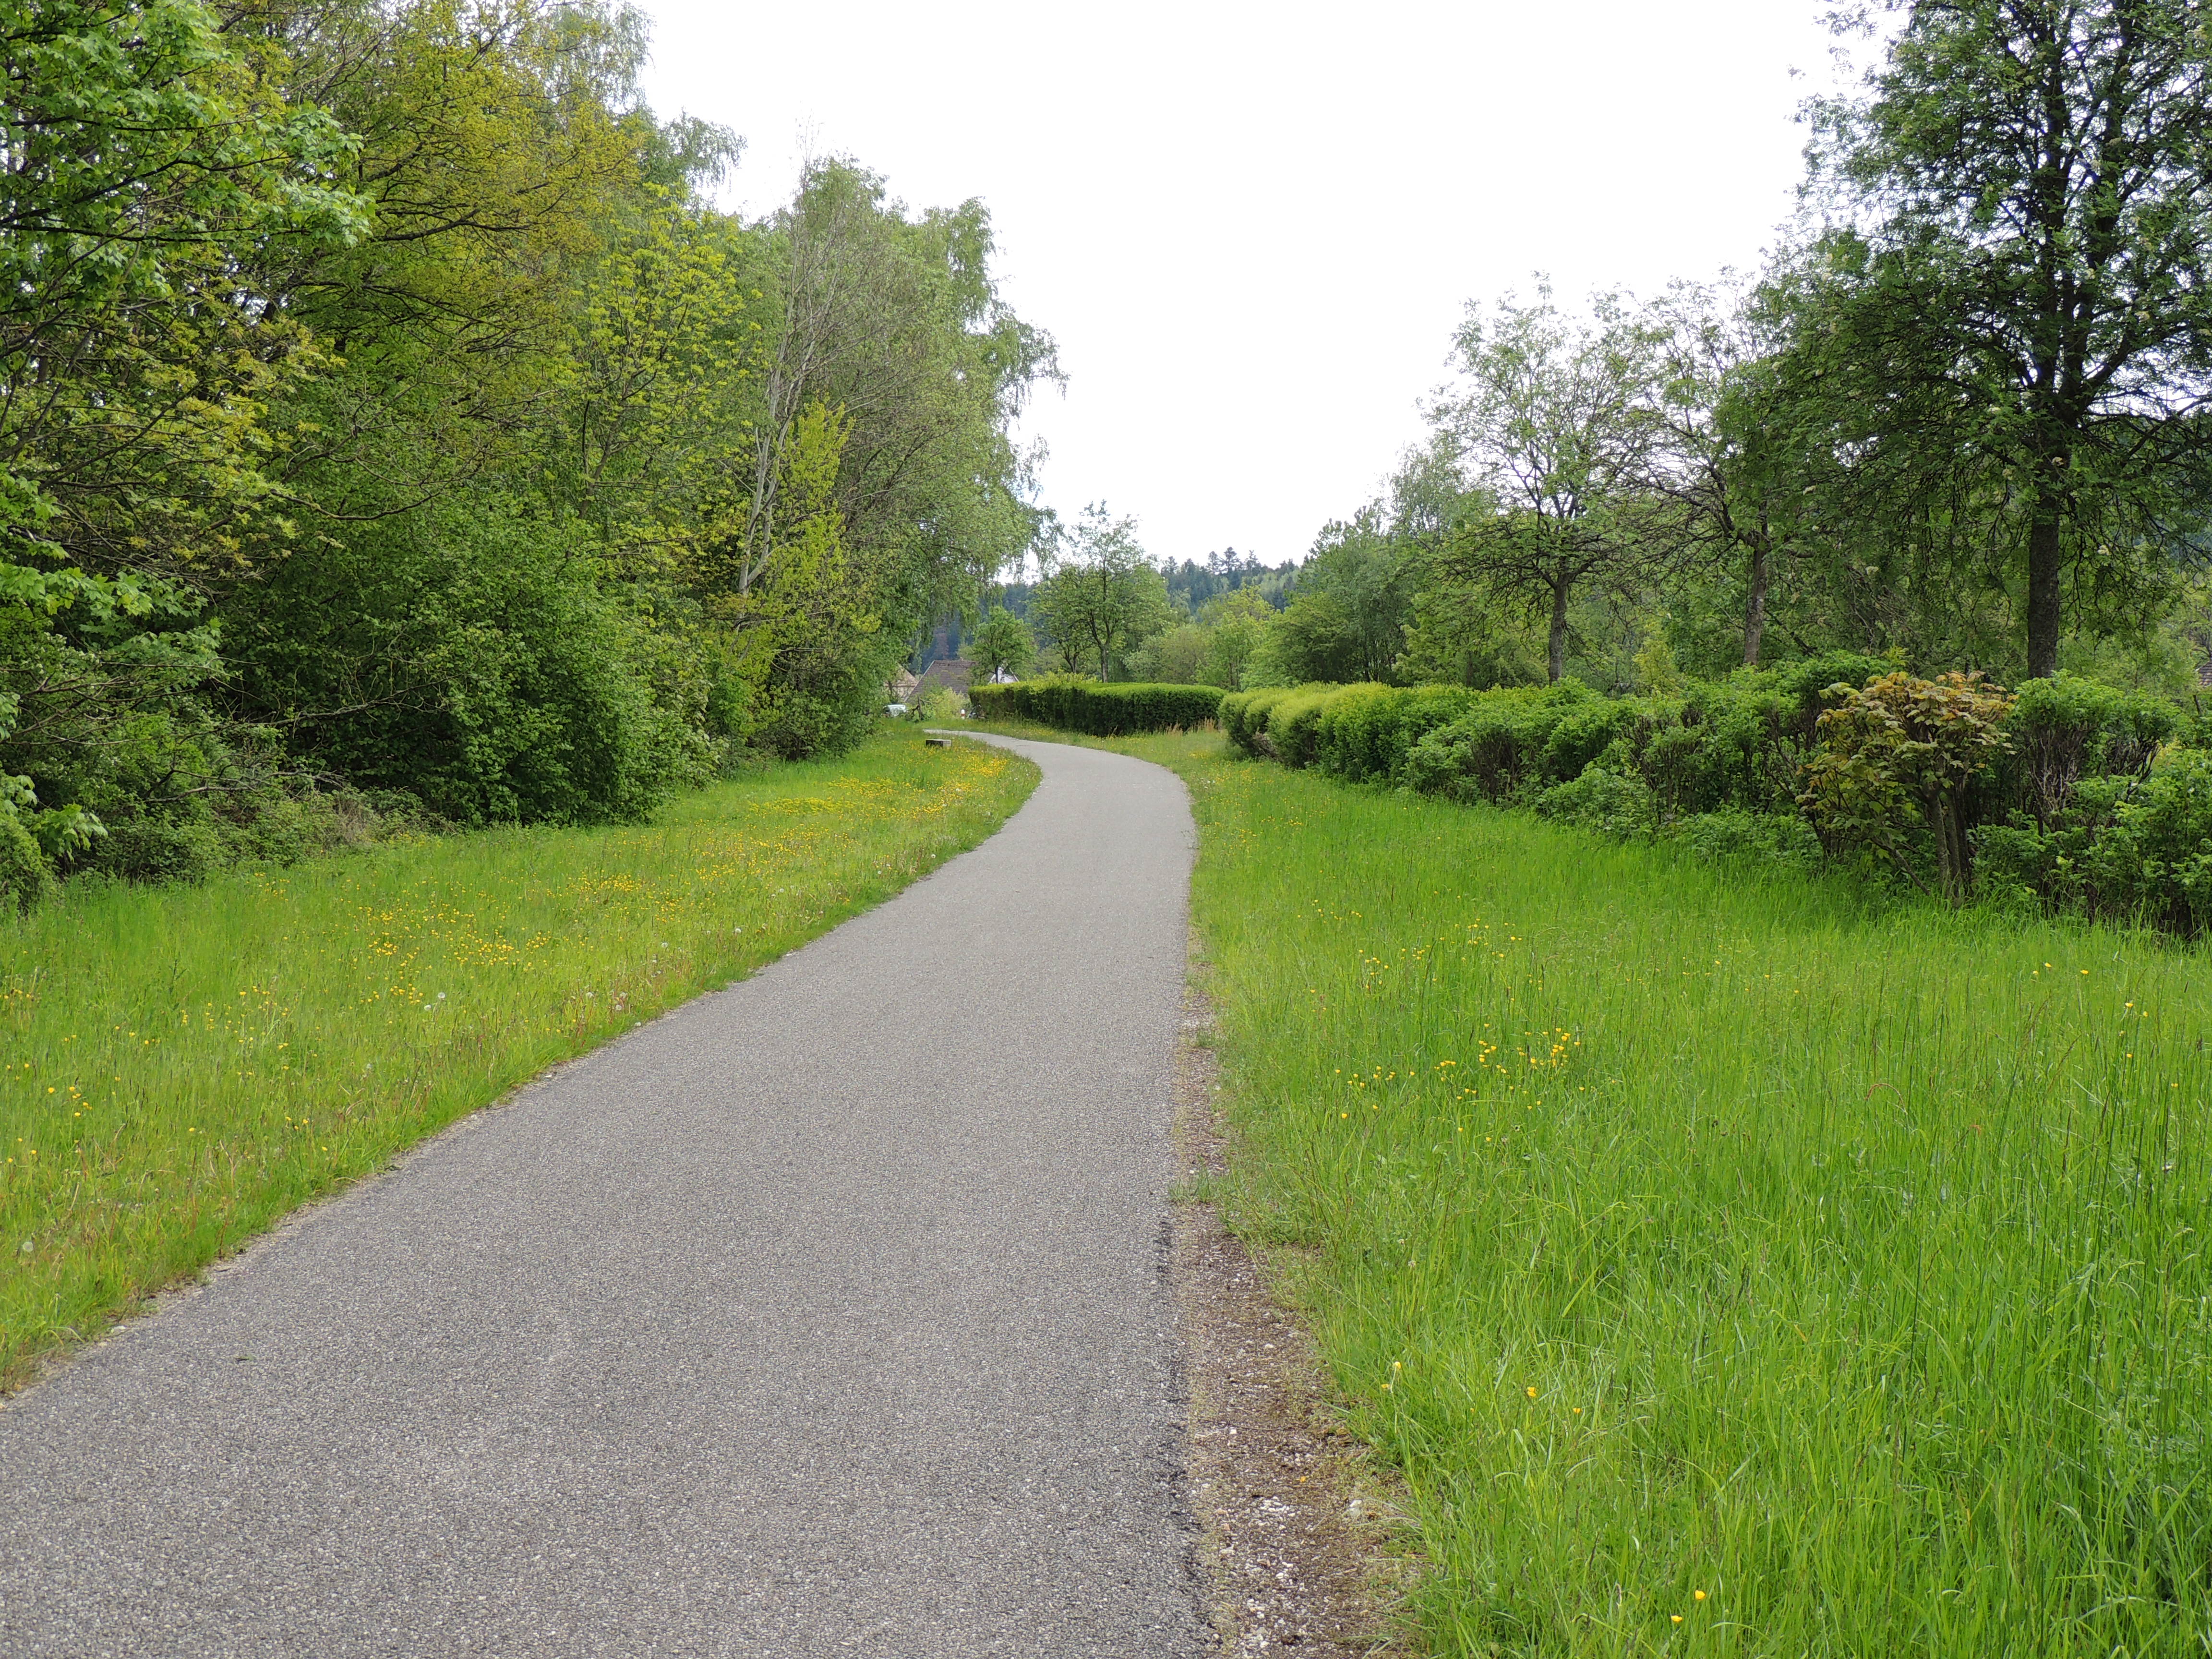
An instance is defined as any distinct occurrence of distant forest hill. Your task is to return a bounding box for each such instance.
[912,551,1301,673]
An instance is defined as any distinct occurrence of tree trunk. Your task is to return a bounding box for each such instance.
[2026,496,2063,680]
[1547,576,1570,684]
[1743,541,1769,667]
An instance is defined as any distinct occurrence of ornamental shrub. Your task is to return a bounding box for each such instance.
[1221,687,1292,753]
[1799,671,2017,903]
[968,676,1223,735]
[1261,686,1340,767]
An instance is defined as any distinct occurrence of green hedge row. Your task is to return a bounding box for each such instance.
[969,675,1225,735]
[1221,662,2212,934]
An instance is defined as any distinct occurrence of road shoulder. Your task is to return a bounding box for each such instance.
[1172,951,1418,1655]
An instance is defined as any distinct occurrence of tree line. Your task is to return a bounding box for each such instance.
[1009,0,2212,709]
[0,0,1054,903]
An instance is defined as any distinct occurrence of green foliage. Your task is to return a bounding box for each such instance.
[0,780,54,914]
[1125,622,1212,685]
[1264,509,1415,684]
[1533,765,1654,837]
[0,727,1038,1385]
[0,2,1058,904]
[968,606,1035,681]
[1201,589,1275,690]
[969,675,1223,735]
[1309,684,1482,783]
[916,686,968,724]
[1224,654,2204,932]
[1428,283,1665,683]
[1401,684,1614,803]
[1032,505,1173,681]
[227,497,709,827]
[1979,744,2212,934]
[1144,736,2212,1657]
[1799,0,2212,677]
[1799,671,2016,903]
[1998,671,2180,828]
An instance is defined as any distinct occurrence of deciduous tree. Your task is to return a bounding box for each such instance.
[1033,505,1170,681]
[1429,283,1663,682]
[1803,0,2212,678]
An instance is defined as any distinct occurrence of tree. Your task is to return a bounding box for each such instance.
[969,605,1034,681]
[0,0,373,884]
[1281,507,1415,682]
[1201,589,1274,690]
[1033,505,1171,681]
[706,160,1058,744]
[1641,279,1811,666]
[1804,0,2212,678]
[1428,283,1662,682]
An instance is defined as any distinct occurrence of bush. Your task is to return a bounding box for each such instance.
[1997,671,2179,827]
[968,675,1224,735]
[1401,683,1609,804]
[1535,766,1655,837]
[1310,684,1483,783]
[916,686,968,723]
[1977,743,2212,933]
[1221,687,1293,754]
[231,500,711,826]
[0,805,52,913]
[1799,671,2016,903]
[1224,661,2212,938]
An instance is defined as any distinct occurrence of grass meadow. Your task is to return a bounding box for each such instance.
[0,727,1037,1388]
[1021,724,2212,1658]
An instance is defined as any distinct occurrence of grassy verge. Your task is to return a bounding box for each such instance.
[1,726,1038,1388]
[1034,724,2212,1657]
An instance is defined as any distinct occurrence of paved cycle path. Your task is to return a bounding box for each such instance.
[0,735,1210,1658]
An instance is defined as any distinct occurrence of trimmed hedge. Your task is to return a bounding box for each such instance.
[1220,654,1890,805]
[1220,662,2212,933]
[969,675,1225,735]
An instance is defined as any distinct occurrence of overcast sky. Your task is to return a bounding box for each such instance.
[633,1,1851,571]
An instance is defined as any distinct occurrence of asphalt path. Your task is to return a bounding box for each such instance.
[0,734,1210,1658]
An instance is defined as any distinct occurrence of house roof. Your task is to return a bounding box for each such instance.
[914,660,973,695]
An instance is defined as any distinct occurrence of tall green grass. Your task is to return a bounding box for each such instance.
[1,727,1037,1386]
[1115,730,2212,1657]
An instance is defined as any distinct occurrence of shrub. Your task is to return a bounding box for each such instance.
[1798,671,2016,903]
[1310,684,1483,783]
[1258,686,1340,767]
[1222,661,2211,937]
[916,686,968,724]
[1400,683,1607,804]
[1997,671,2179,828]
[0,804,51,912]
[1221,687,1293,754]
[968,675,1223,735]
[1535,766,1655,837]
[1977,743,2212,933]
[233,502,711,825]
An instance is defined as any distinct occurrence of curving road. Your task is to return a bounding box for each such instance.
[0,735,1210,1658]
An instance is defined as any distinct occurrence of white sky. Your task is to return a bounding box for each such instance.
[634,1,1851,570]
